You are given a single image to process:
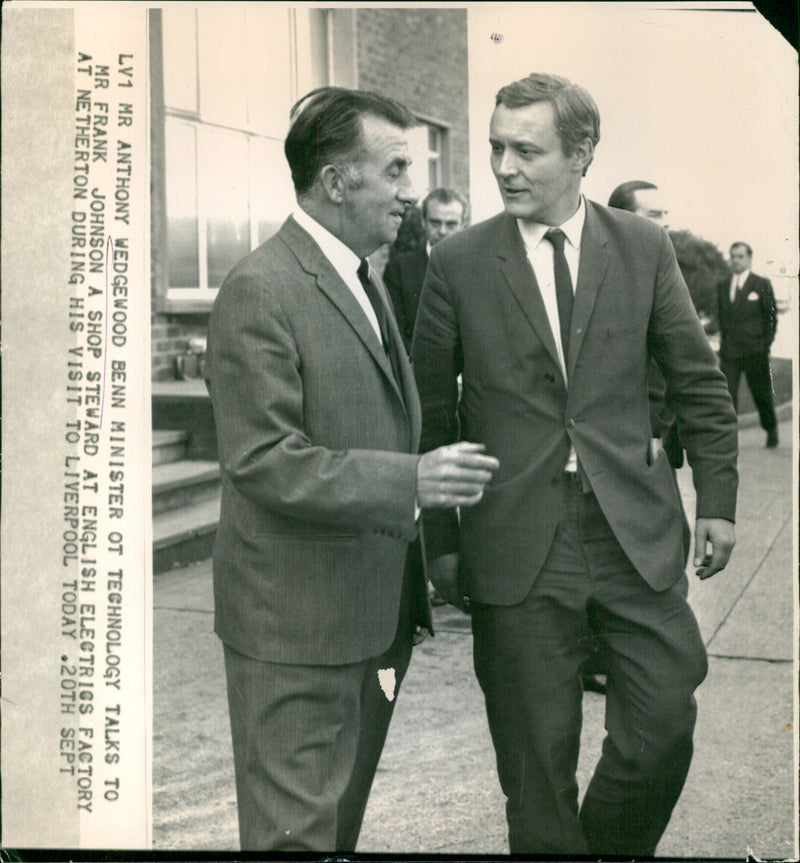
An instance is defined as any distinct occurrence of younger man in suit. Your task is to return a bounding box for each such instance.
[384,188,468,351]
[412,73,738,856]
[718,241,779,446]
[206,87,497,852]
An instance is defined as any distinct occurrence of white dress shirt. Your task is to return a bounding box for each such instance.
[293,207,383,342]
[517,199,585,473]
[516,198,585,383]
[730,268,750,303]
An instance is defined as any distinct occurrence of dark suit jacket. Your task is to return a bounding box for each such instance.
[412,202,738,604]
[383,246,429,351]
[717,272,777,359]
[206,216,432,665]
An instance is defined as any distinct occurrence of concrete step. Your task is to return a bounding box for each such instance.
[153,459,221,514]
[153,429,189,466]
[153,496,220,575]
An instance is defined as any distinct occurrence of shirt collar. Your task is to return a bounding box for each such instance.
[293,206,363,283]
[516,195,586,250]
[733,269,751,285]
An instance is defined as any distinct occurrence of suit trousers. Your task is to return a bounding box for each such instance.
[471,473,707,855]
[223,564,415,852]
[720,352,777,431]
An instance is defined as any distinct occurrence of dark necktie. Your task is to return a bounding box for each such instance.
[544,228,574,362]
[357,258,401,385]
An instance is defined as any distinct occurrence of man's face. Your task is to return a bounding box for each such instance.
[489,101,588,225]
[424,199,465,247]
[340,114,417,258]
[729,246,751,274]
[631,188,670,229]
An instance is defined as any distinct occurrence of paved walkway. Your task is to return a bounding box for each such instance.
[153,411,796,857]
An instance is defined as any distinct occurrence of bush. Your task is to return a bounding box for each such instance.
[669,230,730,334]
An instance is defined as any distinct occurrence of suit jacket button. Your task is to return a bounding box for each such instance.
[551,476,560,486]
[544,372,556,383]
[567,418,576,429]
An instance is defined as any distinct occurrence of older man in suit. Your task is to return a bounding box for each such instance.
[718,241,779,447]
[384,188,468,351]
[206,86,497,852]
[412,73,738,856]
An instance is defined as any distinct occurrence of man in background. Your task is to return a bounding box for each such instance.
[384,187,469,351]
[206,86,497,852]
[718,241,779,447]
[607,179,670,228]
[608,180,684,469]
[412,72,737,856]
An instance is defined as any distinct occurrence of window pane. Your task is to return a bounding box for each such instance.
[200,128,250,289]
[428,159,440,191]
[162,7,198,112]
[406,125,431,200]
[165,120,199,287]
[428,126,439,153]
[250,137,297,246]
[246,6,293,136]
[197,6,248,128]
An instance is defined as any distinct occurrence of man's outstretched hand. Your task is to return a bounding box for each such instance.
[417,442,499,509]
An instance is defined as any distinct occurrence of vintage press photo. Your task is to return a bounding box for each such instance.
[1,1,797,855]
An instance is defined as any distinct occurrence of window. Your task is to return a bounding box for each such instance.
[406,120,450,199]
[161,6,326,303]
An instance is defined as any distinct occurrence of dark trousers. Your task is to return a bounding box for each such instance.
[223,575,415,852]
[720,352,777,431]
[471,474,707,855]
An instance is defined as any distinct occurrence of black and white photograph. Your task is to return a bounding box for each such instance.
[2,1,798,857]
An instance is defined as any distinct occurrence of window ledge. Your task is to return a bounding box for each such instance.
[161,295,216,314]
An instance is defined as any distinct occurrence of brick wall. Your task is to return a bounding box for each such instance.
[356,8,469,198]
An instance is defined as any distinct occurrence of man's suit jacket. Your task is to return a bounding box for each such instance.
[383,246,429,351]
[717,272,777,359]
[206,216,431,666]
[412,202,738,605]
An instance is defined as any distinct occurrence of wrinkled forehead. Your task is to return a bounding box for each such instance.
[357,114,411,162]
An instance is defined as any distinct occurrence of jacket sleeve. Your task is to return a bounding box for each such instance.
[411,249,462,558]
[206,272,420,540]
[647,231,739,521]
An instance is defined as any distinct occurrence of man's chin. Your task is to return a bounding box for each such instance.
[501,198,537,220]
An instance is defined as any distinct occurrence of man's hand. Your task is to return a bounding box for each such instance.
[694,517,736,579]
[417,442,499,509]
[428,553,468,612]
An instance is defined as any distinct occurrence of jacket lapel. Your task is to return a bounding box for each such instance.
[495,215,562,373]
[569,203,609,379]
[279,217,412,422]
[737,273,752,303]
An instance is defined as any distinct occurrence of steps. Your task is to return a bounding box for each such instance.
[153,428,221,574]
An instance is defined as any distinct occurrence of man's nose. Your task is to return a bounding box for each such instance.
[398,176,417,206]
[496,150,517,177]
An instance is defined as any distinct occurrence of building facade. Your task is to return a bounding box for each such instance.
[150,6,469,380]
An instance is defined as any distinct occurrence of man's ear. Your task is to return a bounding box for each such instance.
[319,164,346,204]
[573,138,594,176]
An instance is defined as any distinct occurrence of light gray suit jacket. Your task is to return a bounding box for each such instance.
[206,216,429,665]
